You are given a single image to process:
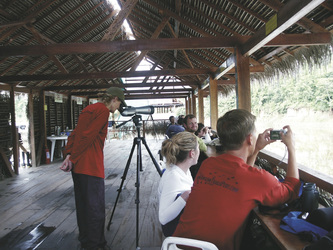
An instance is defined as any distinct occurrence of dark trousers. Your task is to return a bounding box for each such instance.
[72,172,107,249]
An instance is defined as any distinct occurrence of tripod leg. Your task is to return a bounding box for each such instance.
[142,137,162,176]
[135,137,141,248]
[107,138,137,231]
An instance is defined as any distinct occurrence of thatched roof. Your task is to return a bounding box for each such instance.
[0,0,332,100]
[252,34,333,83]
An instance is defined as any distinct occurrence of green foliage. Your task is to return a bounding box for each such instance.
[259,63,333,114]
[207,62,333,118]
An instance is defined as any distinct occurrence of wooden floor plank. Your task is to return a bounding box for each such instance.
[0,138,164,250]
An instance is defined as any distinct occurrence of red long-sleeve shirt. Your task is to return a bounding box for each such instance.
[66,102,109,178]
[174,153,301,249]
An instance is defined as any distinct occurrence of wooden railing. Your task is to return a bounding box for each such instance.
[107,118,169,140]
[258,149,333,195]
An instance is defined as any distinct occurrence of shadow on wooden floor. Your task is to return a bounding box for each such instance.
[0,138,165,250]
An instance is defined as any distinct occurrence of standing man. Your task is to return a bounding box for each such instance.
[174,109,301,249]
[60,87,126,250]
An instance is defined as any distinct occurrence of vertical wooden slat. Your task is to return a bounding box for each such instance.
[188,95,192,114]
[236,46,251,111]
[198,89,204,124]
[36,90,46,166]
[67,94,72,129]
[192,91,197,118]
[185,97,189,115]
[28,89,36,168]
[209,78,218,130]
[10,85,19,174]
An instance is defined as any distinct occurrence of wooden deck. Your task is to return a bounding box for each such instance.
[0,138,165,250]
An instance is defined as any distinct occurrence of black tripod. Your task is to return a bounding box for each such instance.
[107,114,162,249]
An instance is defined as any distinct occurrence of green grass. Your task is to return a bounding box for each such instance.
[255,110,333,177]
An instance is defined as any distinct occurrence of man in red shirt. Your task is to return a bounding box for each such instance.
[173,109,301,249]
[60,87,126,250]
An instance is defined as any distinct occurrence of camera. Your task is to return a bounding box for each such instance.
[270,129,286,140]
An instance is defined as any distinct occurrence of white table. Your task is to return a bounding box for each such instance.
[47,136,68,162]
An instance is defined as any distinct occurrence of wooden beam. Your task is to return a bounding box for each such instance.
[42,81,199,91]
[121,93,189,100]
[0,37,244,57]
[123,89,192,94]
[0,68,215,82]
[102,0,138,41]
[200,55,236,89]
[0,18,35,29]
[214,55,236,80]
[0,33,329,58]
[227,65,265,74]
[259,0,328,33]
[265,33,331,47]
[241,0,325,56]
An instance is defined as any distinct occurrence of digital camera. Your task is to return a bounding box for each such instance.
[270,129,286,140]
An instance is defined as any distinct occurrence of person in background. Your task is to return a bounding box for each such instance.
[168,115,176,127]
[183,114,208,179]
[165,123,185,139]
[158,131,199,237]
[195,123,212,144]
[183,114,207,153]
[178,115,185,126]
[174,109,301,249]
[177,116,184,126]
[165,116,185,139]
[60,87,126,250]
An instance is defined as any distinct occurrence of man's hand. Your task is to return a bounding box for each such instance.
[255,128,275,152]
[60,154,73,172]
[247,128,275,166]
[280,125,295,151]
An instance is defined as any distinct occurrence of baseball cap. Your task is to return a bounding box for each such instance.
[106,87,127,107]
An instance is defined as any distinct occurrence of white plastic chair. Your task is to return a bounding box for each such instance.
[161,236,219,250]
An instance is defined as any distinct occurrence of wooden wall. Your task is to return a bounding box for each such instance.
[0,91,89,177]
[0,93,12,178]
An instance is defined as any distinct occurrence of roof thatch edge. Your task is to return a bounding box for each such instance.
[251,34,333,84]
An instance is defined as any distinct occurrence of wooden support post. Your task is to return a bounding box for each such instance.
[185,97,189,115]
[192,91,197,118]
[28,89,36,167]
[10,85,19,174]
[235,47,251,111]
[198,89,204,124]
[67,94,73,129]
[209,77,218,130]
[188,95,192,114]
[36,90,46,166]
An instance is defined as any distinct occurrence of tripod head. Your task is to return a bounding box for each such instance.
[116,114,142,129]
[132,115,142,128]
